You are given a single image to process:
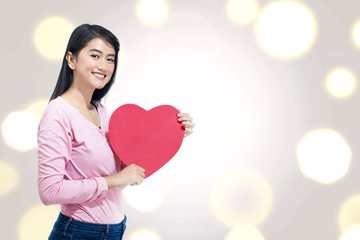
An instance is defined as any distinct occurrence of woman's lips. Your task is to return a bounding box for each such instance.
[92,72,106,79]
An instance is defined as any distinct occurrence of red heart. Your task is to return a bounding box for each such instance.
[108,104,184,178]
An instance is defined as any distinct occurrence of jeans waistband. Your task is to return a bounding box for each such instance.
[57,212,126,234]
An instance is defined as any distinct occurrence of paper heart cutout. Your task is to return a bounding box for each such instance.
[108,104,184,178]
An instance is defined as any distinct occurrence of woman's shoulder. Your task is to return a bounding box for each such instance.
[40,97,70,123]
[46,97,68,112]
[38,97,74,139]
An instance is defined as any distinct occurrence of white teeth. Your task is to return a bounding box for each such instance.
[93,73,105,78]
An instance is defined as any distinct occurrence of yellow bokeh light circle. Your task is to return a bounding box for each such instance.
[33,17,74,60]
[226,226,265,240]
[210,168,273,227]
[129,229,160,240]
[124,176,164,212]
[1,111,39,152]
[339,195,360,233]
[297,129,351,184]
[352,20,360,49]
[255,1,317,58]
[26,99,48,120]
[18,204,60,240]
[0,161,19,195]
[136,0,169,25]
[340,225,360,240]
[325,68,356,98]
[226,0,259,25]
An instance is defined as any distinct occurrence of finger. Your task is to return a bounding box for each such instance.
[178,116,193,122]
[139,171,145,179]
[179,116,192,121]
[184,128,193,137]
[182,120,193,124]
[178,113,189,117]
[134,165,145,172]
[177,113,189,118]
[135,168,145,177]
[136,178,144,185]
[138,166,145,172]
[186,128,193,134]
[182,122,195,129]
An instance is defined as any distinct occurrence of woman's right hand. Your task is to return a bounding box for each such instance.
[104,164,145,189]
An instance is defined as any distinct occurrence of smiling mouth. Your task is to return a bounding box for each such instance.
[92,72,106,79]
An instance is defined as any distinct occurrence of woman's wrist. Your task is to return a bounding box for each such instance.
[104,175,117,189]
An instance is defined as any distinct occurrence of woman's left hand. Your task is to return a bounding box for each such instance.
[177,112,195,138]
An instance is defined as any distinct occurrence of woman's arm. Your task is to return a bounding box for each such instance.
[37,107,108,205]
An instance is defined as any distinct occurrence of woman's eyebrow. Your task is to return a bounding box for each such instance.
[88,49,115,57]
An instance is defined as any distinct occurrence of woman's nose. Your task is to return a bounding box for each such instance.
[97,59,106,71]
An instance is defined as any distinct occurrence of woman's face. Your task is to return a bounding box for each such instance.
[70,38,116,91]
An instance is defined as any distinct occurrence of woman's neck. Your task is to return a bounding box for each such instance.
[61,85,94,110]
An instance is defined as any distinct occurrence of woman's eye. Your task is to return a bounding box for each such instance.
[107,58,115,63]
[91,54,100,59]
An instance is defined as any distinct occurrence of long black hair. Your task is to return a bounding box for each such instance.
[50,24,120,102]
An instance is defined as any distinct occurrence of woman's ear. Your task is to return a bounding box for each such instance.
[66,51,76,70]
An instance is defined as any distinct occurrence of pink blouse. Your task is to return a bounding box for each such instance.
[37,97,124,224]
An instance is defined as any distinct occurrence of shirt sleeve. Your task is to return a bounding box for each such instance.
[37,104,108,205]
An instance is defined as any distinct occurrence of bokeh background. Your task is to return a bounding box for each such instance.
[1,0,360,239]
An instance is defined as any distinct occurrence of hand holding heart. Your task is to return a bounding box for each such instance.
[177,111,196,138]
[104,164,145,188]
[105,105,195,189]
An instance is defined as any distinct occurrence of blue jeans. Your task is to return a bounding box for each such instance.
[49,212,127,240]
